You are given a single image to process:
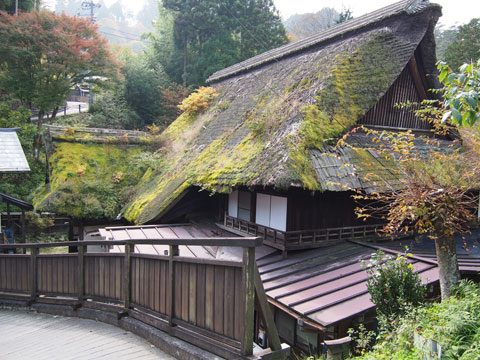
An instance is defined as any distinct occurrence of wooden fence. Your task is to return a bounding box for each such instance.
[0,238,287,359]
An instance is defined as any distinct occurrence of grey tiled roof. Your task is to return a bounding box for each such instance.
[0,129,30,172]
[208,0,439,83]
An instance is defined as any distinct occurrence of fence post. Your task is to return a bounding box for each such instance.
[168,244,179,332]
[78,104,81,113]
[241,246,255,356]
[77,245,85,304]
[29,247,38,303]
[124,242,134,310]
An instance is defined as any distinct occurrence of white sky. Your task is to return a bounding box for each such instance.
[273,0,479,28]
[43,0,478,29]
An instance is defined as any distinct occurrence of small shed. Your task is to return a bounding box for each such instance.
[0,128,32,245]
[0,128,30,172]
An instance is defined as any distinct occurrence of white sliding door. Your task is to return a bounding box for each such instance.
[255,193,287,231]
[228,190,238,217]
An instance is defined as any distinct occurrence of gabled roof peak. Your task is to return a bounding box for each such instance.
[207,0,440,83]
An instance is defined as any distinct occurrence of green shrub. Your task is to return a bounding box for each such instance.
[364,250,426,328]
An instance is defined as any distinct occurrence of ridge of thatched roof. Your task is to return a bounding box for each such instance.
[124,1,441,224]
[208,0,439,83]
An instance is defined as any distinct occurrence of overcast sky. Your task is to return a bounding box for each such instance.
[273,0,479,28]
[44,0,478,29]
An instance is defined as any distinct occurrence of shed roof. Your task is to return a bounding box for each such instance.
[124,0,442,224]
[0,129,30,173]
[259,239,480,328]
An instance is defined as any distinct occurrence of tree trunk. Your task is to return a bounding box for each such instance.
[33,111,44,159]
[434,235,460,299]
[182,33,188,87]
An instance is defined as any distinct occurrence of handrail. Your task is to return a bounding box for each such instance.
[0,237,263,249]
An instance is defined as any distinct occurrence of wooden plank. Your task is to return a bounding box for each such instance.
[115,257,121,300]
[154,259,160,312]
[196,264,206,328]
[223,266,235,339]
[214,265,224,334]
[124,243,133,309]
[30,249,38,301]
[205,265,214,331]
[78,247,85,302]
[168,245,179,329]
[181,262,189,322]
[188,263,196,324]
[234,267,244,341]
[241,247,255,356]
[160,260,166,315]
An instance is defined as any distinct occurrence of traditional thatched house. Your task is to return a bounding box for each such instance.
[34,0,480,354]
[124,0,445,236]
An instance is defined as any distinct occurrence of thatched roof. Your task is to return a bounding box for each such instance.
[124,0,442,224]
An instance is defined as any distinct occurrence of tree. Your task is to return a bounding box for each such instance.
[335,7,353,24]
[0,11,114,155]
[147,0,288,87]
[0,0,34,14]
[439,59,480,128]
[350,60,480,299]
[445,19,480,71]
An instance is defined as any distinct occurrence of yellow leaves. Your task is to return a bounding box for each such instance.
[178,87,218,115]
[112,172,124,184]
[76,164,86,176]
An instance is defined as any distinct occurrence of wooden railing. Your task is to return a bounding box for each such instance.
[0,238,288,359]
[224,215,385,252]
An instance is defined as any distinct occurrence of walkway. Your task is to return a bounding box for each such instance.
[0,309,175,360]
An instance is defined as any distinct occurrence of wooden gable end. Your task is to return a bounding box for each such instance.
[358,57,430,130]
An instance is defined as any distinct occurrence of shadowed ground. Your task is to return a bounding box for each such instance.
[0,309,176,360]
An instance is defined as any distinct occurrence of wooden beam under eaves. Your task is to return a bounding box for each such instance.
[408,56,427,100]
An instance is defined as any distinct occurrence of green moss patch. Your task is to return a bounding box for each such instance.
[34,142,148,220]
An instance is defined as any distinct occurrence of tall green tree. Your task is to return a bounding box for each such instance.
[0,0,34,13]
[445,19,480,70]
[148,0,288,87]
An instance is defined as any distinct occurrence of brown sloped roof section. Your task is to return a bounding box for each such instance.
[124,1,441,224]
[258,241,439,328]
[99,224,218,258]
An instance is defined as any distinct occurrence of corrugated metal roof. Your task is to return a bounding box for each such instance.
[0,129,30,172]
[99,224,221,258]
[208,0,438,82]
[258,239,480,328]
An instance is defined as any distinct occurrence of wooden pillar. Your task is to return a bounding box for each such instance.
[168,244,179,332]
[30,247,38,302]
[77,246,85,303]
[254,264,282,351]
[21,210,26,254]
[124,243,134,310]
[6,203,11,229]
[241,246,255,356]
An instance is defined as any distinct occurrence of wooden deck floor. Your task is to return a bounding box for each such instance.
[0,309,176,360]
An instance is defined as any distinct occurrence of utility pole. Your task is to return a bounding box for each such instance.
[77,1,101,23]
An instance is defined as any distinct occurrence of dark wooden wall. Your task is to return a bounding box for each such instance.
[286,190,362,231]
[358,62,430,130]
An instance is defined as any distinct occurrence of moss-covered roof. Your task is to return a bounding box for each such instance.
[124,0,441,224]
[34,141,149,220]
